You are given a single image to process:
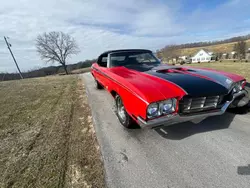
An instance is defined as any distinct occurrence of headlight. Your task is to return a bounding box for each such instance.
[147,98,177,119]
[161,99,177,114]
[147,103,159,118]
[233,81,244,93]
[236,82,242,90]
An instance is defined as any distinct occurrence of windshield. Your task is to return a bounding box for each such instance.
[109,51,160,67]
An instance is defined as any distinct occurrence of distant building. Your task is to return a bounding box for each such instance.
[179,56,188,60]
[192,49,215,63]
[229,51,237,59]
[178,56,191,64]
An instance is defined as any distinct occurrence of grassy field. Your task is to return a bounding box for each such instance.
[187,61,250,81]
[58,67,91,76]
[0,76,104,187]
[71,67,91,74]
[177,39,250,56]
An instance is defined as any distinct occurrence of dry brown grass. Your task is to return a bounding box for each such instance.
[58,67,91,76]
[71,67,91,74]
[0,75,105,188]
[177,39,250,56]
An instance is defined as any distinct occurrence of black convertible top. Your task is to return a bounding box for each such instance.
[100,49,152,56]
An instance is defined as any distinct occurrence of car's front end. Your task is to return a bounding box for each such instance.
[137,80,249,129]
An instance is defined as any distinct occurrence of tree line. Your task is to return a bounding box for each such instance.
[157,34,250,60]
[0,59,96,81]
[166,34,250,49]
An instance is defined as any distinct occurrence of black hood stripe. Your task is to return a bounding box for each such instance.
[146,70,229,97]
[186,68,233,89]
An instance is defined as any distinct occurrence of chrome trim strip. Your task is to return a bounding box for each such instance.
[138,90,248,128]
[107,53,111,68]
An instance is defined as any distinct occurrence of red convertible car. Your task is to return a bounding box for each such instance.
[91,49,249,128]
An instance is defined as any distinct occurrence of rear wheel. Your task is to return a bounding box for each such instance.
[115,95,134,128]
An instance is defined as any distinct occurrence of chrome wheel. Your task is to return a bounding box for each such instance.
[115,94,135,128]
[117,97,126,122]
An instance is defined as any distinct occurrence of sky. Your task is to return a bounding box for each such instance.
[0,0,250,72]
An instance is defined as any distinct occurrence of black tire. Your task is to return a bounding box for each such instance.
[115,95,134,128]
[95,79,103,89]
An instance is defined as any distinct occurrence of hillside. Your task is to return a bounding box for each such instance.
[158,34,250,59]
[177,39,250,56]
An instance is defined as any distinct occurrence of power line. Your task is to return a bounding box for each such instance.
[4,36,23,79]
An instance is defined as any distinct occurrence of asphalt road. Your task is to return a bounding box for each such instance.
[81,73,250,188]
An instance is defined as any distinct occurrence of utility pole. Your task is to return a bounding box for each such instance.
[4,36,23,79]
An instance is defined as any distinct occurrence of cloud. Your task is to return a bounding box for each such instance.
[182,0,250,34]
[0,0,249,72]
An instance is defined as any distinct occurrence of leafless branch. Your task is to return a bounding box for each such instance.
[36,31,80,74]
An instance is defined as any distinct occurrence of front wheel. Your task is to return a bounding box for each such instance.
[95,79,103,89]
[115,95,134,128]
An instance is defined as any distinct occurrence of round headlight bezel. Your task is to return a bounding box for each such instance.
[161,99,176,114]
[147,98,177,119]
[147,103,159,118]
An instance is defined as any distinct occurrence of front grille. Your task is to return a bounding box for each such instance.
[179,95,223,114]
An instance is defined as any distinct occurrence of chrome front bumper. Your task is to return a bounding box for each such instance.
[138,90,249,129]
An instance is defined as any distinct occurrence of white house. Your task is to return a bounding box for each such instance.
[192,49,214,63]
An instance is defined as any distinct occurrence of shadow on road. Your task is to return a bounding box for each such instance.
[237,164,250,175]
[155,113,235,140]
[155,106,249,140]
[155,86,250,140]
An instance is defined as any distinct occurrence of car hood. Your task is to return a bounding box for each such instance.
[109,67,186,103]
[109,64,241,103]
[147,68,229,97]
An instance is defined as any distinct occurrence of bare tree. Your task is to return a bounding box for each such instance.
[234,40,246,60]
[216,52,223,60]
[36,31,79,74]
[156,50,162,60]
